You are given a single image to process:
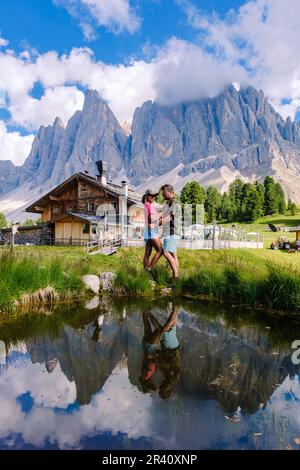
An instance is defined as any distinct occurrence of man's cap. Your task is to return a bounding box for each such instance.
[145,188,159,197]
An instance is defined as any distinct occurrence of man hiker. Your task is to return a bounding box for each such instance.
[160,184,182,280]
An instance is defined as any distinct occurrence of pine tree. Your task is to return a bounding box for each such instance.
[287,198,297,216]
[240,183,263,222]
[228,178,244,220]
[219,192,235,222]
[0,212,7,229]
[264,176,279,215]
[205,186,222,222]
[274,182,286,214]
[180,181,206,223]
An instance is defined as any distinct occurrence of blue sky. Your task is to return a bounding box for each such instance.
[0,0,300,165]
[0,0,245,65]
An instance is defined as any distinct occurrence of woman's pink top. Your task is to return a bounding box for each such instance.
[144,202,158,224]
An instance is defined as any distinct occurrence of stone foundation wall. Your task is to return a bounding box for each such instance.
[0,223,54,245]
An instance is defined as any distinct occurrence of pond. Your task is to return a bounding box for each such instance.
[0,298,300,450]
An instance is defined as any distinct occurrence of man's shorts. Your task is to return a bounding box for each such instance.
[163,235,180,254]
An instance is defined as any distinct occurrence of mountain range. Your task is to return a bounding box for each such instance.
[1,84,300,221]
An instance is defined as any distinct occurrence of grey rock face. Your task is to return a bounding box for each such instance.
[0,160,19,196]
[1,86,300,208]
[50,90,126,185]
[126,85,300,185]
[0,90,128,199]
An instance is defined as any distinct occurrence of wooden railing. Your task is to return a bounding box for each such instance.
[86,237,122,254]
[45,237,91,246]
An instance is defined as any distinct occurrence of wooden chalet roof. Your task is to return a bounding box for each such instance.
[25,172,142,214]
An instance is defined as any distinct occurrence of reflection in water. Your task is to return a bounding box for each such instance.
[140,304,180,398]
[0,299,300,450]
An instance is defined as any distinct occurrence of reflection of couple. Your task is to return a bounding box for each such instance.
[143,184,181,280]
[140,304,180,399]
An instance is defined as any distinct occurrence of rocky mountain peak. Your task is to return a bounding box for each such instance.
[1,84,300,221]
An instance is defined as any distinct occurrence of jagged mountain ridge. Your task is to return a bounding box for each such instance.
[1,84,300,220]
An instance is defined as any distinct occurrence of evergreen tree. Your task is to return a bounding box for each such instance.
[287,198,297,216]
[274,182,286,214]
[180,181,206,223]
[228,178,244,220]
[264,176,279,215]
[219,192,235,222]
[21,218,36,226]
[205,186,222,222]
[240,183,263,222]
[255,181,265,215]
[0,212,7,229]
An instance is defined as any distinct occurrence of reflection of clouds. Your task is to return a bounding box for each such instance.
[262,375,300,448]
[1,317,300,449]
[4,352,297,450]
[0,359,155,449]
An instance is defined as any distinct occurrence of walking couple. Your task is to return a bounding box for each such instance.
[143,184,181,280]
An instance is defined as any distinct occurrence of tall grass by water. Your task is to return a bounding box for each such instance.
[1,245,300,314]
[0,248,87,312]
[173,256,300,312]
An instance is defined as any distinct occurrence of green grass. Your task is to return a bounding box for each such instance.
[0,247,89,312]
[221,210,300,249]
[1,234,300,314]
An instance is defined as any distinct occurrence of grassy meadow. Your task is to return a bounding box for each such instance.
[0,211,299,314]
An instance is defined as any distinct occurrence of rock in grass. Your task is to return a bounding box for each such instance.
[161,287,172,296]
[99,272,116,292]
[82,275,100,294]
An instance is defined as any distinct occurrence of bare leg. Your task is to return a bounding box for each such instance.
[148,312,163,330]
[163,251,178,278]
[143,242,152,269]
[171,252,179,277]
[148,238,163,270]
[143,312,153,338]
[162,305,179,332]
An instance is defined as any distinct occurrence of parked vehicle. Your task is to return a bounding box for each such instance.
[271,236,300,251]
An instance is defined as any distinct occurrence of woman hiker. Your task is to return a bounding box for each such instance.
[142,188,163,276]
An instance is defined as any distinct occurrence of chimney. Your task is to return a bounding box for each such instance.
[96,160,107,186]
[121,180,128,198]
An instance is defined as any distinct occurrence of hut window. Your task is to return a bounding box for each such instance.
[87,202,95,211]
[53,205,60,214]
[81,183,87,192]
[82,223,90,234]
[67,205,74,212]
[92,224,97,234]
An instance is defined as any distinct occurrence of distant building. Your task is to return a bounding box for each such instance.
[25,161,143,245]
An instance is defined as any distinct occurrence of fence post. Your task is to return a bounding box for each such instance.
[212,220,216,250]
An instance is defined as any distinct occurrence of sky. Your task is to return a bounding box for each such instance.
[0,0,300,165]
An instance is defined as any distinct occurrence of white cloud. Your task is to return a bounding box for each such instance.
[0,46,156,126]
[0,121,34,165]
[1,0,300,150]
[178,0,300,119]
[54,0,141,40]
[9,85,84,130]
[153,37,247,106]
[0,36,9,48]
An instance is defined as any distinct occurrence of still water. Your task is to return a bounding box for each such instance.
[0,298,300,450]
